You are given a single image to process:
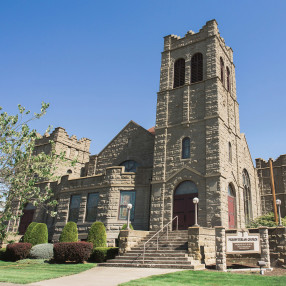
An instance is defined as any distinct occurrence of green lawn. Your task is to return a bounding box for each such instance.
[120,270,286,286]
[0,260,96,284]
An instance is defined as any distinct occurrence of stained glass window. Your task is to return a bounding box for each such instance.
[86,193,99,222]
[182,137,190,159]
[119,191,136,220]
[242,169,252,225]
[175,181,198,195]
[68,195,81,223]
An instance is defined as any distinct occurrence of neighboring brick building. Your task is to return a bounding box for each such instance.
[13,20,283,245]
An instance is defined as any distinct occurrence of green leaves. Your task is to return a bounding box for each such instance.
[0,102,65,242]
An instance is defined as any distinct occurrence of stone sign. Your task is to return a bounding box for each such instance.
[226,231,260,254]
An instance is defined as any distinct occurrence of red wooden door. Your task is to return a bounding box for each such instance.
[173,193,197,230]
[228,196,236,229]
[18,210,35,235]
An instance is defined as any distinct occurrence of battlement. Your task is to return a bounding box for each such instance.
[163,19,232,58]
[35,127,91,152]
[256,154,286,169]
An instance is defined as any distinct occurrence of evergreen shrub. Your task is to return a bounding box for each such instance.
[89,247,118,263]
[29,243,53,260]
[59,222,78,242]
[6,243,32,261]
[0,248,7,261]
[29,223,48,246]
[23,222,38,243]
[87,222,107,248]
[53,242,93,263]
[121,223,134,230]
[248,212,286,228]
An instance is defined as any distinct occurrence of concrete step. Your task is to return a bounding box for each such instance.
[122,252,187,257]
[114,256,189,261]
[109,259,191,265]
[131,246,188,251]
[98,262,203,270]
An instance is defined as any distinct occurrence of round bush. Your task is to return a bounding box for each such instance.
[23,222,38,243]
[59,222,78,242]
[87,222,107,248]
[29,243,53,260]
[29,223,48,246]
[121,223,134,230]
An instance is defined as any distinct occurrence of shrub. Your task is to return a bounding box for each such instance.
[29,223,48,246]
[29,243,53,260]
[53,242,93,263]
[121,223,134,230]
[59,222,78,242]
[248,212,286,228]
[89,247,118,263]
[87,222,107,248]
[0,248,7,261]
[23,222,38,243]
[6,243,32,261]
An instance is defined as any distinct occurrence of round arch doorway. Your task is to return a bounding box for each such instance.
[173,181,198,230]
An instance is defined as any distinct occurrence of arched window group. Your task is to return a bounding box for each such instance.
[182,137,190,159]
[228,184,236,229]
[220,57,231,92]
[242,169,252,225]
[173,53,203,88]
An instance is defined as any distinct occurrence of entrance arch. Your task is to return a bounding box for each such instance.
[173,181,198,230]
[228,184,236,229]
[18,203,36,235]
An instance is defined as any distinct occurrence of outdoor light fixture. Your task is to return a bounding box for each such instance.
[127,203,133,230]
[276,199,282,226]
[193,197,199,227]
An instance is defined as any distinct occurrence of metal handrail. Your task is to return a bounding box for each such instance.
[142,216,178,264]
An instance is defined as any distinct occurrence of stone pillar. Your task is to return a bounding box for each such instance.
[188,227,201,261]
[259,227,270,268]
[215,226,226,271]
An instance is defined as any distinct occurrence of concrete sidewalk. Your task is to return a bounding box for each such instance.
[26,267,183,286]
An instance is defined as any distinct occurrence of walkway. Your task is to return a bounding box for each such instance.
[24,266,182,286]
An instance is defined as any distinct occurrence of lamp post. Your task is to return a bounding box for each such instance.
[193,197,199,227]
[276,199,282,226]
[127,203,133,230]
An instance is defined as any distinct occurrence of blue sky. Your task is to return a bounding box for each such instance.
[1,1,285,161]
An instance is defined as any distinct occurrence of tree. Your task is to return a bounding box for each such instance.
[0,102,66,243]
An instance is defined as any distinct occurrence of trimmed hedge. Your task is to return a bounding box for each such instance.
[29,223,48,246]
[0,248,7,261]
[6,243,32,261]
[53,242,93,263]
[23,222,38,243]
[59,222,78,242]
[87,222,107,248]
[29,243,54,260]
[89,247,119,263]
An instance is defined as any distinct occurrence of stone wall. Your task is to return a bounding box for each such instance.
[268,227,286,266]
[256,155,286,217]
[188,227,216,266]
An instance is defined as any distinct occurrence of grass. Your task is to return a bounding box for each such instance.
[119,270,286,286]
[0,260,96,284]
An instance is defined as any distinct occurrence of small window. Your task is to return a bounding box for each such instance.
[191,53,203,83]
[86,193,99,222]
[173,58,185,88]
[67,169,73,174]
[68,195,81,223]
[226,67,230,91]
[120,160,139,172]
[228,142,232,163]
[182,137,190,159]
[220,57,224,84]
[119,191,136,220]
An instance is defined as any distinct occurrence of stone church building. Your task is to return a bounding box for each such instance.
[16,20,285,245]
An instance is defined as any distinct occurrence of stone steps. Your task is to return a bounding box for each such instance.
[98,230,205,270]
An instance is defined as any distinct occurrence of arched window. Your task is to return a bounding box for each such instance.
[173,58,185,88]
[182,137,190,159]
[191,53,203,83]
[228,142,232,163]
[220,57,224,84]
[228,184,236,229]
[175,181,198,195]
[120,160,139,172]
[226,67,230,91]
[242,169,252,225]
